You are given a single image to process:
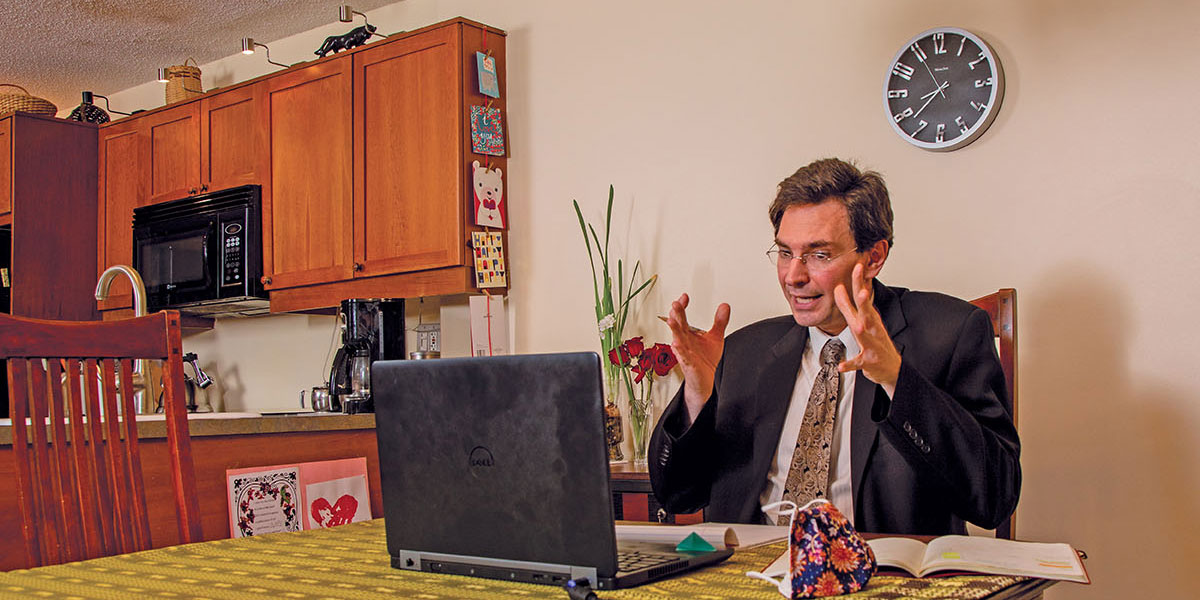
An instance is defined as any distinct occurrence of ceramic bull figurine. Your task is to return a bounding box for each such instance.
[315,24,377,57]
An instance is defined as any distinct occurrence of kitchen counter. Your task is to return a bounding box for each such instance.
[0,411,375,446]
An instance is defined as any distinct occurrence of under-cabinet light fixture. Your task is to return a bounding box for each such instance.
[338,5,388,37]
[240,37,288,69]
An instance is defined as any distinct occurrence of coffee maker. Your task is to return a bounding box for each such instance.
[329,298,406,414]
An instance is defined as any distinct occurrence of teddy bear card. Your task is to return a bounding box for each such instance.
[472,160,506,229]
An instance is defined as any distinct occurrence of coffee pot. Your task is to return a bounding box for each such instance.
[328,298,405,414]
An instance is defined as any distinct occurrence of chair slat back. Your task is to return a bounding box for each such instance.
[969,288,1018,540]
[1,311,202,567]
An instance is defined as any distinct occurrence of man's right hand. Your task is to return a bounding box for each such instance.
[666,293,731,425]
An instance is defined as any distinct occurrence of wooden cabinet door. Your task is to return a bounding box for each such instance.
[145,103,201,204]
[263,57,354,290]
[353,26,463,277]
[97,119,149,310]
[0,117,11,216]
[201,83,268,192]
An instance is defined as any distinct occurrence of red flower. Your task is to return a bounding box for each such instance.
[633,353,654,383]
[608,346,630,367]
[650,343,677,376]
[624,336,645,357]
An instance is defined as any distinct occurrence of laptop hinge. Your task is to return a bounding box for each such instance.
[396,550,598,587]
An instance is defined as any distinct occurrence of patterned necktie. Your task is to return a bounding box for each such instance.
[779,338,846,524]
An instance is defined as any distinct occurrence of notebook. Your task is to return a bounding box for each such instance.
[371,352,733,589]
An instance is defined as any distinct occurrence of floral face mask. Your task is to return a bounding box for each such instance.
[747,499,876,598]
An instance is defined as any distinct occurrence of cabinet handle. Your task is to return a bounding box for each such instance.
[201,184,208,192]
[353,263,364,272]
[189,188,198,195]
[262,276,272,285]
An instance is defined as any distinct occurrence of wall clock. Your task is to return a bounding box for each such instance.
[883,27,1005,151]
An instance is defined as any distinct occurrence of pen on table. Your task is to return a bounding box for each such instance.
[658,315,705,334]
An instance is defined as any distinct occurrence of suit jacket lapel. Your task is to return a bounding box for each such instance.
[850,280,907,511]
[750,324,808,498]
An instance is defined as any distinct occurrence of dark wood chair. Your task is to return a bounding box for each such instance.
[970,288,1018,540]
[1,310,202,567]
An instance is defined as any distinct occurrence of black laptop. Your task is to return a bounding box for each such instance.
[371,351,733,590]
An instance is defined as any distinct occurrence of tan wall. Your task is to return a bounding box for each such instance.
[108,1,1200,596]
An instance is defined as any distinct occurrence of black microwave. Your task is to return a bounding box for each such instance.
[133,185,269,317]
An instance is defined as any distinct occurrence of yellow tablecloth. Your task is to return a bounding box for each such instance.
[0,520,1043,599]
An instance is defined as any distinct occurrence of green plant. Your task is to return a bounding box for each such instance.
[573,185,657,403]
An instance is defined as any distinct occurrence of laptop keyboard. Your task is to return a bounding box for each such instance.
[617,550,683,573]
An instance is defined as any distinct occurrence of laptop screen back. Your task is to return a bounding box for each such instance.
[372,352,619,576]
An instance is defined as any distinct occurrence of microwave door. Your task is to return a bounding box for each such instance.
[139,229,215,309]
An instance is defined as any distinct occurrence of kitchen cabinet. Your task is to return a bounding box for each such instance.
[201,83,269,194]
[353,24,462,277]
[93,18,508,313]
[96,117,147,310]
[266,18,508,312]
[261,55,355,291]
[144,103,201,204]
[2,113,98,321]
[96,84,269,312]
[0,118,11,216]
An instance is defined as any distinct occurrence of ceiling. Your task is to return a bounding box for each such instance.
[1,0,399,114]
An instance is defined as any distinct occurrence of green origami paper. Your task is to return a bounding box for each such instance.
[675,532,716,553]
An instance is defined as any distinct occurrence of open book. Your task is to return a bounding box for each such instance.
[763,535,1088,583]
[615,523,788,549]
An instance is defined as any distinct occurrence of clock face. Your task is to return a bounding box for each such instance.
[884,27,1004,151]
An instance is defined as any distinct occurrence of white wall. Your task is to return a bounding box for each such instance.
[108,1,1200,596]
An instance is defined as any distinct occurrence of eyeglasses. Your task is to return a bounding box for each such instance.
[766,244,855,271]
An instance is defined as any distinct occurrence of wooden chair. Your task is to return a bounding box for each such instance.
[970,288,1018,540]
[1,310,202,567]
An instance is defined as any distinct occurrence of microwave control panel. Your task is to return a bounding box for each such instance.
[221,221,244,286]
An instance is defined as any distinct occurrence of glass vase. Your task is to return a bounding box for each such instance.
[603,367,625,463]
[628,408,652,469]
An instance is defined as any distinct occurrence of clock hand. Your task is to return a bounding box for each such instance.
[922,61,948,99]
[912,82,949,120]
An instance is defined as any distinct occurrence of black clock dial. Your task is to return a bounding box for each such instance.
[884,28,1004,151]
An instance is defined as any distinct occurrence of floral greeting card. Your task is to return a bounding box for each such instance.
[470,105,506,156]
[228,467,301,537]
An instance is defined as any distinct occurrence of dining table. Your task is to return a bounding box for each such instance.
[0,519,1056,599]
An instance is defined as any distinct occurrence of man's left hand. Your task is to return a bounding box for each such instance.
[834,262,901,394]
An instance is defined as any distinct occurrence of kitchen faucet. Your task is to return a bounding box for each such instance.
[94,265,153,412]
[95,264,147,317]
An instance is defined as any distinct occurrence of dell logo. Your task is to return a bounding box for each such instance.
[469,446,495,468]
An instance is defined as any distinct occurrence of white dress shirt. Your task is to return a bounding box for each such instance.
[759,327,858,524]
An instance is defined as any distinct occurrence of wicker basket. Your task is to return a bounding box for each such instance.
[0,84,58,116]
[164,58,203,104]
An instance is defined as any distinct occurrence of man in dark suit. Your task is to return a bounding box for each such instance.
[649,158,1019,535]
